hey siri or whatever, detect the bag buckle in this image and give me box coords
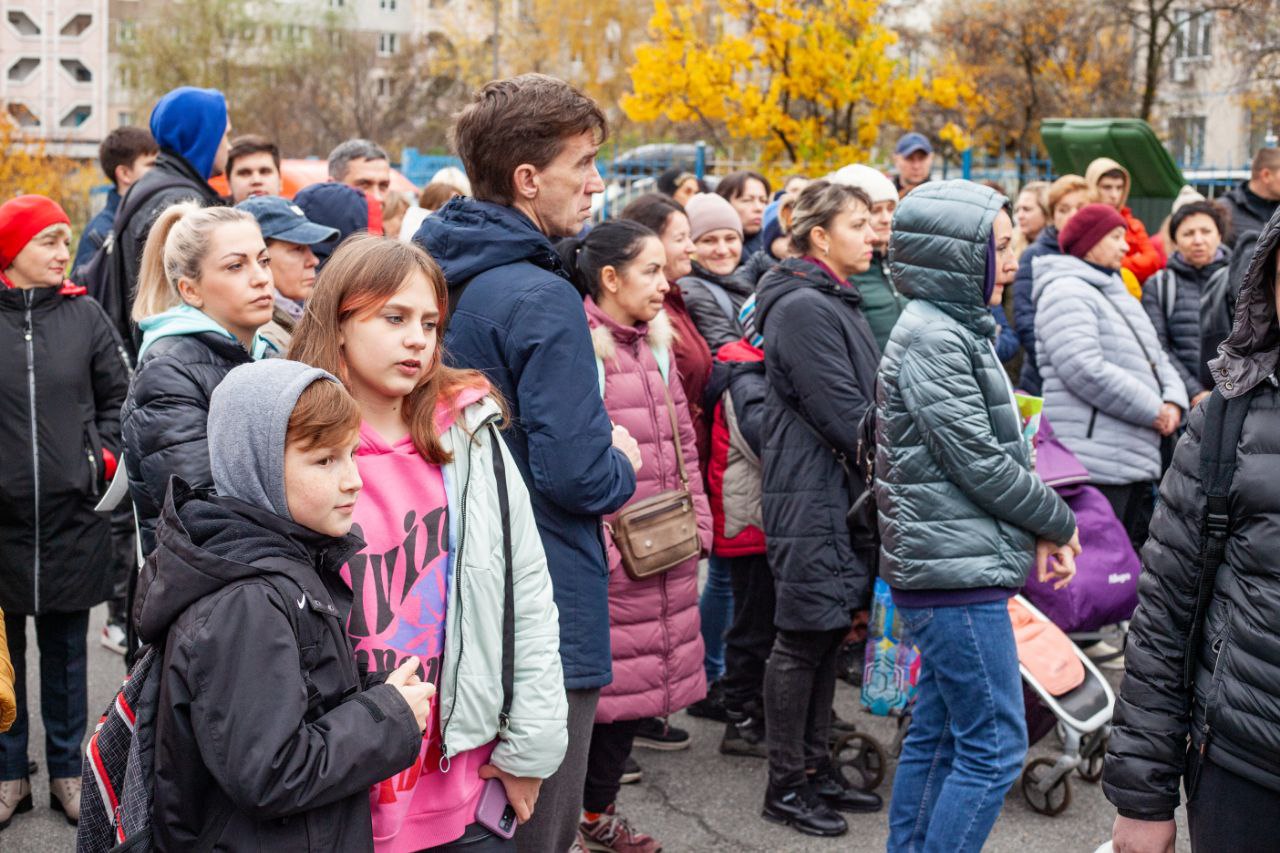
[1204,512,1229,536]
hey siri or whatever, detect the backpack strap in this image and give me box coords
[488,426,515,732]
[699,278,737,326]
[1157,269,1176,322]
[1182,388,1252,688]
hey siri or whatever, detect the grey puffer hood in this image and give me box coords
[889,180,1008,338]
[1209,206,1280,398]
[208,359,345,520]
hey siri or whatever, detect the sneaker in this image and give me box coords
[580,804,662,853]
[100,622,127,656]
[809,765,883,813]
[720,712,767,759]
[570,831,591,853]
[49,776,81,825]
[1083,639,1123,661]
[0,779,32,831]
[619,755,642,785]
[761,782,847,837]
[633,717,690,751]
[685,680,729,722]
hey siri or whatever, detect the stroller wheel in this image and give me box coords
[1077,751,1104,784]
[832,732,887,791]
[1021,757,1072,816]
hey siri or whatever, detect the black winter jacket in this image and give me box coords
[1104,207,1280,817]
[679,263,755,354]
[1140,249,1232,398]
[136,481,421,852]
[1220,181,1278,247]
[1012,226,1059,394]
[113,152,224,348]
[0,285,131,614]
[755,258,881,631]
[122,332,252,553]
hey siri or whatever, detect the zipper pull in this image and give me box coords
[438,744,452,773]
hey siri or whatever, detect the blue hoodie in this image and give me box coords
[137,304,276,360]
[415,197,637,690]
[149,87,228,181]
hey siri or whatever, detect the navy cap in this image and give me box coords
[894,132,933,157]
[236,195,339,246]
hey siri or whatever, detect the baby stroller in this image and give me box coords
[1009,595,1115,816]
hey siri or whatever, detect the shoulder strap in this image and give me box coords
[1157,270,1176,322]
[488,426,515,731]
[1182,389,1251,688]
[658,377,689,488]
[1103,294,1163,389]
[113,178,197,237]
[702,279,737,325]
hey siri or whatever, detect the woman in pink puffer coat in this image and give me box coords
[557,220,712,849]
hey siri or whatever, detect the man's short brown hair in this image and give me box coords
[99,126,158,188]
[1252,147,1280,180]
[286,378,361,452]
[450,74,607,206]
[227,134,281,175]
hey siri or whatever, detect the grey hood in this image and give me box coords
[208,359,345,520]
[888,180,1008,338]
[1030,253,1124,304]
[1209,207,1280,398]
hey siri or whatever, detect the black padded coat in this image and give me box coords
[755,258,881,632]
[122,331,252,554]
[0,285,131,614]
[1140,248,1232,399]
[1104,207,1280,817]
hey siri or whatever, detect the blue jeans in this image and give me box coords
[0,609,90,779]
[699,556,734,682]
[887,602,1026,853]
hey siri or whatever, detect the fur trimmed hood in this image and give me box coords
[589,305,677,364]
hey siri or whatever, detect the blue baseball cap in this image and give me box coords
[894,132,933,157]
[236,195,339,246]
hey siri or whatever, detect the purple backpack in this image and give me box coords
[1021,417,1140,632]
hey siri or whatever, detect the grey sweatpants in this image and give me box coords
[516,687,600,853]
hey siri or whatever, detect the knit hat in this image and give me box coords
[0,195,71,271]
[1058,203,1127,260]
[685,193,743,242]
[209,360,344,520]
[827,164,898,205]
[1171,184,1206,215]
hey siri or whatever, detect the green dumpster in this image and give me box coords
[1041,118,1185,231]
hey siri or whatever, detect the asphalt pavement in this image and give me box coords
[9,606,1193,852]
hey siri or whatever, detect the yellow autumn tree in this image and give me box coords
[622,0,974,174]
[0,114,99,237]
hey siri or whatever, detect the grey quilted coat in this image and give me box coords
[877,181,1076,593]
[1033,254,1188,485]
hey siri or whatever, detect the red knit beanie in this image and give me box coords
[1058,203,1127,260]
[0,195,71,271]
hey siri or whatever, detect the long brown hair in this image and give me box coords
[288,234,497,463]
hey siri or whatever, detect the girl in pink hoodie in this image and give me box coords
[290,235,567,852]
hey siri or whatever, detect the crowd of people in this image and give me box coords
[1,72,1280,853]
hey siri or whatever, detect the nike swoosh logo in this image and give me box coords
[297,594,307,610]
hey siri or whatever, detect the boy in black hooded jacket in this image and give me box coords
[135,359,430,851]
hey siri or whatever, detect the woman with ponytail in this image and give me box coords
[121,202,277,551]
[555,221,712,853]
[289,235,565,852]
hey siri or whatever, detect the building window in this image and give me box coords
[117,21,136,44]
[118,111,135,126]
[380,0,397,10]
[1173,9,1212,60]
[6,57,39,82]
[7,102,41,127]
[60,104,92,129]
[377,76,395,97]
[378,32,398,55]
[60,13,93,37]
[60,59,93,82]
[7,11,41,36]
[1169,116,1207,168]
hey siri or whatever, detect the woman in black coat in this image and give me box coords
[0,196,131,826]
[752,181,883,838]
[1106,208,1280,851]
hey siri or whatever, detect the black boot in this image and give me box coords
[721,709,768,758]
[761,782,848,837]
[686,679,729,722]
[809,765,883,813]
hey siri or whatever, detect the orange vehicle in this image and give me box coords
[209,158,418,199]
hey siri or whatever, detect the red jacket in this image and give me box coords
[708,339,767,556]
[1120,206,1164,286]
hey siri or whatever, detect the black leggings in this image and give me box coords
[1094,482,1155,554]
[582,719,642,813]
[1187,750,1280,852]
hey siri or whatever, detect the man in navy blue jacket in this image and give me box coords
[416,74,639,853]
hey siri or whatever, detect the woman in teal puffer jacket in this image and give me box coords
[876,181,1079,852]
